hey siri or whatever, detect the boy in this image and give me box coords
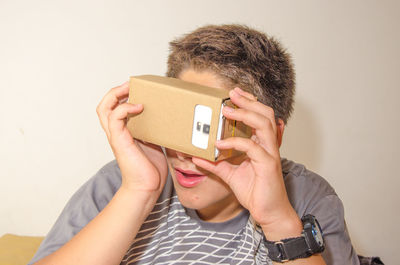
[30,24,359,264]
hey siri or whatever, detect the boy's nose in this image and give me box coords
[176,151,192,161]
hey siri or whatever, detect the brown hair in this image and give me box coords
[166,24,295,124]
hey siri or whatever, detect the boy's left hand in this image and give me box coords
[192,87,301,239]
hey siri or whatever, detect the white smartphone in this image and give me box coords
[191,104,225,157]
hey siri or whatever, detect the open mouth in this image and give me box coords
[174,167,207,188]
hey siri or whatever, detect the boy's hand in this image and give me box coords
[192,87,302,240]
[97,82,168,197]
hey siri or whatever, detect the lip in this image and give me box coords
[174,167,206,188]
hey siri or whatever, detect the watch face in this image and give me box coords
[302,214,325,252]
[312,221,324,247]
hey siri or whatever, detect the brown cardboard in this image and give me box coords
[126,75,252,161]
[217,100,253,160]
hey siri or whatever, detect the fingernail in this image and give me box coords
[223,106,234,113]
[229,89,239,97]
[216,140,226,146]
[130,103,142,109]
[234,87,243,92]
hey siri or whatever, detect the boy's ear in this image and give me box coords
[276,119,285,148]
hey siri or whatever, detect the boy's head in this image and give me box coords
[167,24,295,124]
[164,24,296,220]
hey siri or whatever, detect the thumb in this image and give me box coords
[192,157,234,185]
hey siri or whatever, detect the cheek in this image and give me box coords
[187,177,232,199]
[172,175,233,209]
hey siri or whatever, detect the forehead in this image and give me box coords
[178,69,230,91]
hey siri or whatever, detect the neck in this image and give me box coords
[196,193,244,222]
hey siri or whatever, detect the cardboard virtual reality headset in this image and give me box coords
[126,75,252,161]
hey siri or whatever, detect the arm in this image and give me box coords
[34,82,168,265]
[193,87,326,264]
[35,188,156,265]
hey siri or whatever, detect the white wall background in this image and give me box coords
[0,0,398,263]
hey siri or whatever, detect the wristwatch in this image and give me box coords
[263,214,325,262]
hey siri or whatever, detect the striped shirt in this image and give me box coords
[29,159,360,265]
[120,181,269,264]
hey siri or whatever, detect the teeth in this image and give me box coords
[185,174,202,178]
[178,170,199,175]
[177,170,203,178]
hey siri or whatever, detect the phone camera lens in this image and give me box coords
[203,124,210,134]
[196,122,202,131]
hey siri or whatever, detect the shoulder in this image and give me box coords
[70,160,122,211]
[281,158,359,264]
[281,158,338,216]
[90,159,122,195]
[91,159,121,187]
[28,160,122,265]
[281,158,336,197]
[281,158,347,236]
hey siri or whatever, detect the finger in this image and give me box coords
[222,106,277,150]
[216,137,277,162]
[97,81,129,137]
[233,87,257,101]
[192,157,236,185]
[99,81,130,111]
[108,103,143,137]
[229,89,277,133]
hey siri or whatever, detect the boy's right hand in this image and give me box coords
[96,81,168,198]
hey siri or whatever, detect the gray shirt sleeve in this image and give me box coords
[282,158,360,265]
[309,195,359,265]
[28,160,121,264]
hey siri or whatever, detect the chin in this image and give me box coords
[177,196,203,210]
[173,183,211,210]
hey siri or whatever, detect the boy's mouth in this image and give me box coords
[174,167,207,188]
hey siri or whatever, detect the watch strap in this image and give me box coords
[265,236,312,262]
